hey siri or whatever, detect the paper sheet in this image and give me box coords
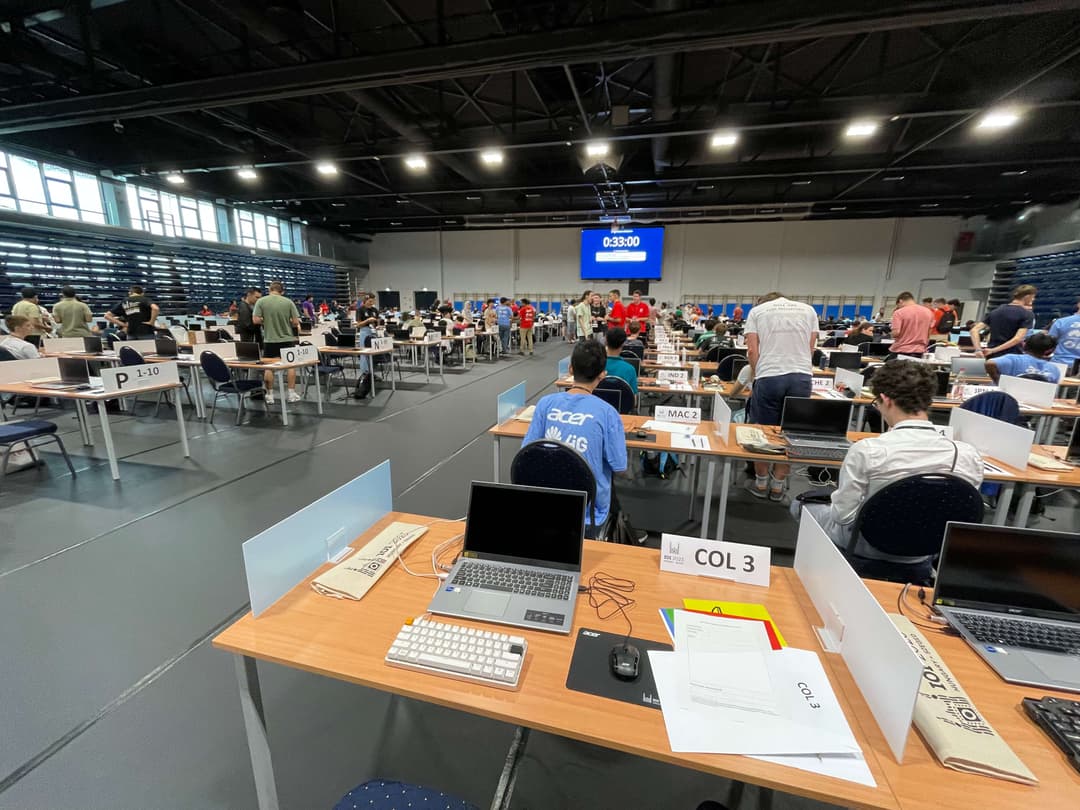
[671,434,710,450]
[681,599,788,647]
[642,419,697,435]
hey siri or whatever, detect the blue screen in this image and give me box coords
[580,227,664,280]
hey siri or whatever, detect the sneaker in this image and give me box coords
[768,478,786,502]
[265,392,276,405]
[744,477,769,499]
[286,390,302,403]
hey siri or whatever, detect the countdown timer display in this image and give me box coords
[580,227,664,280]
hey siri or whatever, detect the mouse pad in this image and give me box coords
[625,432,658,443]
[565,628,671,711]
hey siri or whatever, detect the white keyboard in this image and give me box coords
[385,617,528,690]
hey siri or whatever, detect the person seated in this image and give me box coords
[523,340,627,536]
[843,321,875,346]
[199,304,213,316]
[0,315,41,359]
[985,333,1062,383]
[603,327,638,395]
[694,319,718,348]
[403,311,424,330]
[622,320,645,356]
[790,360,983,565]
[701,323,733,351]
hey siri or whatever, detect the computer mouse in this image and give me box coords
[635,429,648,439]
[610,643,641,681]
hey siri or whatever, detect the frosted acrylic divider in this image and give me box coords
[497,381,527,424]
[195,342,238,360]
[558,355,571,379]
[40,337,87,352]
[0,357,59,383]
[948,407,1034,470]
[243,459,393,617]
[793,511,922,763]
[997,374,1056,408]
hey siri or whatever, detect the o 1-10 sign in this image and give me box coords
[101,361,180,394]
[278,344,319,364]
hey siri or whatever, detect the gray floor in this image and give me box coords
[2,341,1076,810]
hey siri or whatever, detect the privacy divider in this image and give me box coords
[496,381,526,424]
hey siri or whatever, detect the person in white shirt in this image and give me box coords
[791,360,983,565]
[743,292,820,500]
[0,315,42,359]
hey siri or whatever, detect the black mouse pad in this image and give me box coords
[625,432,658,443]
[565,628,671,711]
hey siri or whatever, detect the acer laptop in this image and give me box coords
[147,336,178,358]
[235,341,261,362]
[1065,419,1080,465]
[428,482,585,634]
[933,522,1080,692]
[828,352,863,371]
[862,341,892,358]
[78,335,104,355]
[779,397,853,453]
[30,357,96,390]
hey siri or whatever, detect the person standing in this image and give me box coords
[517,297,536,355]
[625,290,649,324]
[11,287,48,337]
[496,297,513,355]
[590,292,606,340]
[743,292,819,501]
[0,315,41,358]
[574,291,592,342]
[731,304,744,322]
[888,291,934,357]
[353,293,381,383]
[929,298,959,341]
[52,286,95,338]
[972,284,1037,358]
[252,281,301,404]
[236,287,262,343]
[301,295,316,321]
[106,285,159,338]
[1048,297,1080,368]
[606,289,627,333]
[565,299,576,342]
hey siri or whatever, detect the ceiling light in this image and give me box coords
[524,193,540,198]
[976,108,1022,131]
[164,173,185,185]
[585,140,610,158]
[792,180,812,185]
[330,202,346,208]
[1001,169,1028,176]
[404,154,428,171]
[883,175,905,182]
[390,221,403,225]
[1011,199,1033,205]
[920,203,940,208]
[830,206,847,211]
[316,161,338,175]
[480,149,504,166]
[844,120,879,139]
[237,168,258,181]
[466,195,481,201]
[889,115,901,122]
[709,131,738,149]
[396,199,410,204]
[339,224,350,228]
[687,211,703,216]
[697,184,715,191]
[444,219,457,224]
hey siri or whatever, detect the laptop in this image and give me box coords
[950,356,985,376]
[1065,419,1080,465]
[863,341,892,358]
[779,397,853,452]
[235,341,261,362]
[828,352,863,370]
[147,336,178,359]
[30,357,97,390]
[70,335,104,355]
[933,522,1080,692]
[204,330,220,344]
[931,369,952,401]
[428,482,586,634]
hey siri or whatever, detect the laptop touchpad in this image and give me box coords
[465,591,510,617]
[1027,651,1080,684]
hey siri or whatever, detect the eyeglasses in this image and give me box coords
[871,395,883,409]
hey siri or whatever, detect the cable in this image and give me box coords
[349,516,467,581]
[896,582,947,633]
[581,570,637,643]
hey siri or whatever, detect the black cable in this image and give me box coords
[582,571,636,644]
[897,583,947,633]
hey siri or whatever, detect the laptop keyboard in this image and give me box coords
[956,613,1080,654]
[452,561,573,601]
[786,445,849,461]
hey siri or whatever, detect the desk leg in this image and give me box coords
[489,726,530,810]
[493,437,501,482]
[1013,486,1037,527]
[313,364,323,414]
[700,460,715,539]
[75,400,93,445]
[439,347,445,384]
[389,352,396,392]
[993,482,1015,525]
[1035,415,1048,444]
[174,389,190,458]
[97,402,120,480]
[277,373,289,427]
[424,347,431,383]
[234,655,280,810]
[855,404,866,432]
[191,364,206,419]
[688,455,700,520]
[714,458,732,540]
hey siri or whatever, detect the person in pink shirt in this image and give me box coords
[889,291,935,357]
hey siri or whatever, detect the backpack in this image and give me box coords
[640,450,679,479]
[935,308,956,334]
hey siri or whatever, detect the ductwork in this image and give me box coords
[651,0,681,173]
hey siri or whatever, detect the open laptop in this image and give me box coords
[863,341,892,358]
[1065,419,1080,466]
[428,482,586,634]
[30,357,98,390]
[235,341,261,362]
[204,329,220,344]
[74,335,104,355]
[933,522,1080,692]
[932,369,952,401]
[779,397,853,454]
[147,336,178,359]
[828,352,863,371]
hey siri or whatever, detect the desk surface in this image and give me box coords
[0,379,181,400]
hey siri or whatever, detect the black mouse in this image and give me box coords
[610,643,641,681]
[635,429,648,439]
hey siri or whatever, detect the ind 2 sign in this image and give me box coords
[101,361,180,394]
[660,533,770,587]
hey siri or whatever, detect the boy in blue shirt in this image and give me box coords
[603,327,639,394]
[523,340,627,535]
[496,297,513,355]
[1048,298,1080,368]
[985,333,1062,383]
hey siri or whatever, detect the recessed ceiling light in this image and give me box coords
[237,168,258,180]
[164,173,185,185]
[792,180,812,185]
[1001,169,1028,176]
[480,149,504,166]
[883,175,905,181]
[466,195,481,201]
[315,161,338,175]
[585,140,610,158]
[709,131,738,149]
[976,107,1022,131]
[404,154,428,171]
[525,192,540,198]
[331,202,346,207]
[390,221,403,225]
[830,206,847,211]
[920,203,940,208]
[697,184,715,190]
[396,199,410,204]
[844,120,879,139]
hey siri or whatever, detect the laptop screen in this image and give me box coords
[463,482,585,571]
[235,342,261,361]
[83,336,102,353]
[59,357,90,384]
[780,397,852,436]
[865,342,891,358]
[1066,420,1080,463]
[828,352,862,370]
[934,522,1080,620]
[154,337,178,356]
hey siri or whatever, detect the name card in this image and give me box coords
[657,369,689,383]
[278,344,319,364]
[660,533,770,587]
[463,328,475,338]
[657,353,680,365]
[372,337,394,351]
[655,405,701,424]
[101,361,179,394]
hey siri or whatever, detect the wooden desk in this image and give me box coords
[213,513,899,810]
[318,345,398,399]
[0,379,187,479]
[393,338,446,384]
[224,358,322,427]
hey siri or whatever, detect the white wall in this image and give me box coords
[367,217,961,312]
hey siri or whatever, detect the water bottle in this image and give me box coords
[951,370,966,400]
[691,361,701,387]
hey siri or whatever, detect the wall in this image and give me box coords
[367,216,962,313]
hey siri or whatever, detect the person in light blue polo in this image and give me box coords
[496,297,513,355]
[985,333,1062,383]
[1049,298,1080,369]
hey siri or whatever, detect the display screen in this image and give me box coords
[780,397,852,436]
[580,227,664,280]
[463,482,585,570]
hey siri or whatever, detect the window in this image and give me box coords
[233,208,299,252]
[126,183,218,241]
[0,150,105,223]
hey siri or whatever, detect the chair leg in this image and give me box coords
[235,393,244,425]
[0,442,16,478]
[209,391,219,424]
[49,434,77,476]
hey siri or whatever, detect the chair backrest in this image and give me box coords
[591,386,623,412]
[324,331,339,346]
[510,440,597,523]
[851,473,983,558]
[118,346,144,366]
[716,354,744,381]
[0,347,17,362]
[216,328,234,342]
[704,345,745,364]
[821,336,842,348]
[595,376,634,414]
[619,355,641,376]
[622,344,644,360]
[961,390,1022,425]
[199,350,232,384]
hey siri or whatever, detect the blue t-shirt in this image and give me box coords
[605,356,639,394]
[1048,313,1080,366]
[496,305,513,327]
[522,391,627,525]
[992,354,1062,383]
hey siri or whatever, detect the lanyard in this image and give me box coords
[890,424,958,471]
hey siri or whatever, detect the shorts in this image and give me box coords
[748,373,811,425]
[262,340,297,359]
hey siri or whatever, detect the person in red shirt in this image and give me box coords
[625,289,650,322]
[606,289,626,332]
[517,297,536,355]
[732,304,744,322]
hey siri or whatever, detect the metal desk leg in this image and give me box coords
[97,401,120,480]
[174,389,190,458]
[389,352,397,392]
[313,364,323,414]
[75,399,93,445]
[714,458,733,540]
[234,655,280,810]
[1013,486,1037,527]
[439,346,445,384]
[493,436,501,482]
[190,364,206,419]
[1035,414,1048,444]
[992,482,1015,525]
[424,346,431,383]
[854,404,866,431]
[277,372,289,426]
[688,455,701,519]
[700,460,716,539]
[489,726,530,810]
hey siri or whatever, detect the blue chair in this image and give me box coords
[333,779,477,810]
[199,351,265,424]
[846,473,983,584]
[0,419,76,488]
[511,439,602,538]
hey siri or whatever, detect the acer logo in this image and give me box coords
[582,630,600,638]
[547,408,596,426]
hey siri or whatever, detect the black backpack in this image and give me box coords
[935,309,956,333]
